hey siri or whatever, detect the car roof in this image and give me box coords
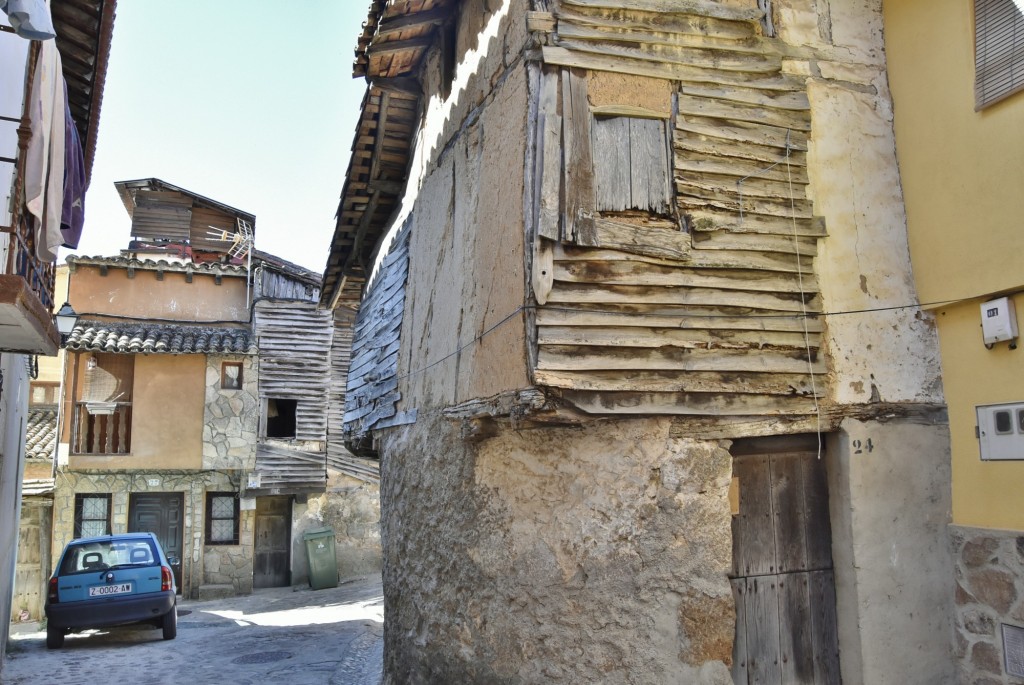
[69,532,159,545]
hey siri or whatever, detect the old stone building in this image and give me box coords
[52,179,381,599]
[323,0,955,683]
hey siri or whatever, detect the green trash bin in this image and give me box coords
[303,527,339,590]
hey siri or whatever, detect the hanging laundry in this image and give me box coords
[61,84,86,249]
[0,0,56,40]
[24,38,65,262]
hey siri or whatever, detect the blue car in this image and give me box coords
[44,532,178,648]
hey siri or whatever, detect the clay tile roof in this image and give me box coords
[65,320,256,355]
[67,254,248,277]
[25,407,57,461]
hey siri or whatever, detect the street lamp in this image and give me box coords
[54,302,78,341]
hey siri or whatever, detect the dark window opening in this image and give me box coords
[266,398,297,439]
[205,493,240,545]
[74,494,112,538]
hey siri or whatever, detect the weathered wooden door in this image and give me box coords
[128,492,184,593]
[731,450,841,684]
[254,496,291,588]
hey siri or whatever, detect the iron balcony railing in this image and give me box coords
[7,213,57,313]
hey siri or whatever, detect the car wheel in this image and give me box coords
[162,606,177,640]
[46,625,64,649]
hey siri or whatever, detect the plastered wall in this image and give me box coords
[69,265,249,323]
[787,0,944,407]
[65,353,207,469]
[933,294,1024,531]
[827,419,955,684]
[884,0,1024,304]
[380,415,735,684]
[291,472,382,585]
[884,0,1024,535]
[397,0,531,411]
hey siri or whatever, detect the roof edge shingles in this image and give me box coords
[65,320,257,355]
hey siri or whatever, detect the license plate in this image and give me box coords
[89,583,132,597]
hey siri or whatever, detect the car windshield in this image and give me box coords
[58,539,158,575]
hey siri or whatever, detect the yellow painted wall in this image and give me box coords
[934,295,1024,530]
[886,1,1024,530]
[66,353,206,470]
[885,0,1024,304]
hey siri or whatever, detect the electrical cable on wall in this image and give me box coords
[783,129,824,459]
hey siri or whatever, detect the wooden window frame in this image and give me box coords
[220,361,243,390]
[537,68,688,263]
[74,493,112,538]
[205,492,240,545]
[975,0,1024,109]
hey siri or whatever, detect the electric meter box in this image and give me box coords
[977,402,1024,461]
[981,297,1018,345]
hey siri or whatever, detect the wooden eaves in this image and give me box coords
[320,0,455,311]
[51,0,117,184]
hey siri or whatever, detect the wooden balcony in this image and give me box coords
[0,214,59,356]
[72,401,132,455]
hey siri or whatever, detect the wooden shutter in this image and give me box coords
[592,116,672,215]
[975,0,1024,109]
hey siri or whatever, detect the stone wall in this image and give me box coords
[292,472,382,585]
[380,415,735,684]
[952,525,1024,684]
[203,354,258,471]
[203,508,256,595]
[52,469,251,598]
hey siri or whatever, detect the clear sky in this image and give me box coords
[64,1,372,273]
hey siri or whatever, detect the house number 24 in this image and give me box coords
[852,438,874,454]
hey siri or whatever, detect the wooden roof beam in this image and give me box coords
[366,35,433,58]
[376,6,447,36]
[368,76,422,97]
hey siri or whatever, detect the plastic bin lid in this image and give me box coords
[303,527,335,539]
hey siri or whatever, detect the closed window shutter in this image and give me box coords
[975,0,1024,109]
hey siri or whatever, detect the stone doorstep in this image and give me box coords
[195,584,236,601]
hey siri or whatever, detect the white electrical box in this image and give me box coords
[981,297,1018,345]
[977,402,1024,460]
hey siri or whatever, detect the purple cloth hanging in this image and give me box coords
[60,81,86,249]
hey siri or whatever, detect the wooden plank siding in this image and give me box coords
[530,1,824,420]
[119,182,254,256]
[326,313,372,475]
[254,301,334,443]
[253,443,327,493]
[343,224,414,447]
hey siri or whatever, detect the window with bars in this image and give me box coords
[205,493,239,545]
[975,0,1024,109]
[74,494,112,538]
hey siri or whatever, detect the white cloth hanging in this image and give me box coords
[0,0,56,41]
[23,38,65,262]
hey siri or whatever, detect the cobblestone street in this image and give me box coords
[2,576,383,685]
